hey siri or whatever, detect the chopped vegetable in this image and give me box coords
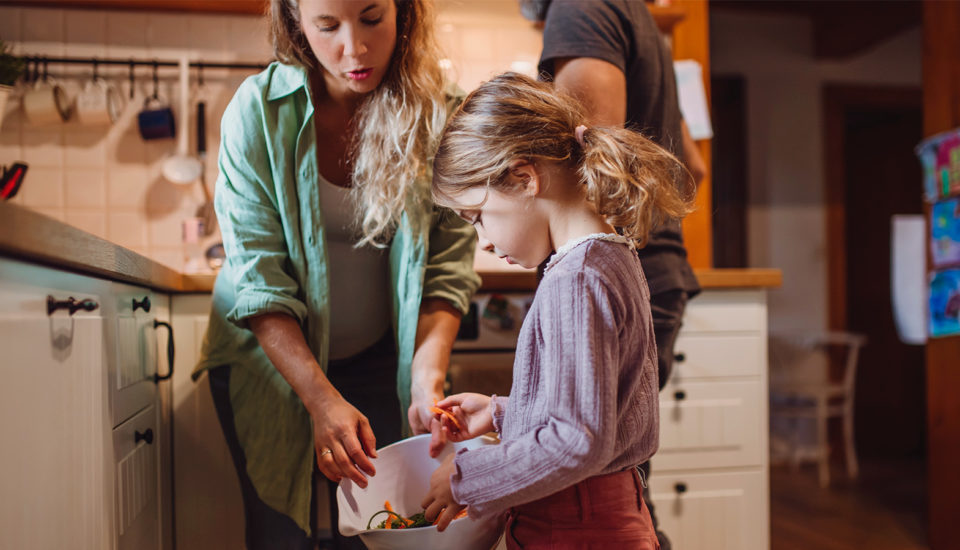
[367,500,468,530]
[430,399,465,432]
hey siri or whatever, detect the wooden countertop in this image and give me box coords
[0,202,781,293]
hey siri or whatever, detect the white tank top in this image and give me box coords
[318,180,391,360]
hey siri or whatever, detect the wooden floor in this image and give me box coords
[771,458,928,550]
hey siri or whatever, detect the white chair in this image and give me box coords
[768,331,867,487]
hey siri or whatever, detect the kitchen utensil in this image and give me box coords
[204,242,225,270]
[162,57,202,184]
[1,162,27,200]
[22,79,69,125]
[194,99,215,235]
[137,61,176,140]
[336,434,504,550]
[76,76,122,126]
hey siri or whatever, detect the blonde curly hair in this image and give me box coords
[270,0,447,247]
[433,72,695,247]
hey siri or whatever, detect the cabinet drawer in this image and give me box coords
[648,469,768,550]
[682,290,765,334]
[652,380,764,472]
[670,334,765,381]
[114,404,160,550]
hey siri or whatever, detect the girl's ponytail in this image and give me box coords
[577,126,695,247]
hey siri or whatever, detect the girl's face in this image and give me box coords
[299,0,398,99]
[452,180,553,270]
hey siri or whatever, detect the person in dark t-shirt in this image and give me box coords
[521,1,708,549]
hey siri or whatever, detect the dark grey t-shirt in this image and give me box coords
[538,0,699,295]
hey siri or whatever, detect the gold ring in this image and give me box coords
[320,449,333,457]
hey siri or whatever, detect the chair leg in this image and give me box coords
[817,402,830,488]
[844,405,859,479]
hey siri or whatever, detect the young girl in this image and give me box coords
[420,72,694,549]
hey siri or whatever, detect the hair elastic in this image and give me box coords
[574,124,588,146]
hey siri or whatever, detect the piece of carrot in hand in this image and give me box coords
[430,399,464,432]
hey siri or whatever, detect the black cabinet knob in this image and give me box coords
[134,428,154,445]
[674,390,687,401]
[132,296,151,313]
[675,482,688,494]
[674,352,686,363]
[47,295,99,316]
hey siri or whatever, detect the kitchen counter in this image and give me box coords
[0,202,781,293]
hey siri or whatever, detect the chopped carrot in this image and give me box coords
[431,399,465,432]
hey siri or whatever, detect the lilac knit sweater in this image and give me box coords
[450,235,660,518]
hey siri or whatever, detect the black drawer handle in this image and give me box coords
[153,319,174,382]
[47,295,99,316]
[674,390,687,401]
[674,352,686,363]
[675,482,687,494]
[132,296,151,313]
[135,428,154,445]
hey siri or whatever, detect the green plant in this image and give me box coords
[0,39,25,87]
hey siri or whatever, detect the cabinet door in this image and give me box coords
[648,470,768,550]
[108,285,159,427]
[0,272,109,549]
[113,404,160,550]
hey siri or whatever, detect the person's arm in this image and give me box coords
[408,298,462,458]
[552,56,626,127]
[248,313,377,488]
[214,81,376,488]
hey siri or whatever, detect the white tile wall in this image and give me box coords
[0,3,543,272]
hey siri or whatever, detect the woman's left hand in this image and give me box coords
[421,453,465,532]
[408,392,446,457]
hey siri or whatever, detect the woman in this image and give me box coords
[192,1,480,548]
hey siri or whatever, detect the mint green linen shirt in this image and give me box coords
[192,62,480,534]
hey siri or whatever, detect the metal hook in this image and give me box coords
[151,59,159,100]
[197,61,204,87]
[92,58,99,80]
[42,59,49,81]
[129,59,135,99]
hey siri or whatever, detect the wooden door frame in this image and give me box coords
[822,84,922,331]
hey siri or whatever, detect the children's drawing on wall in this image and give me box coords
[917,128,960,202]
[929,269,960,338]
[932,198,960,268]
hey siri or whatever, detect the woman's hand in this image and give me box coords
[308,389,378,488]
[433,393,494,442]
[409,392,446,458]
[421,453,465,532]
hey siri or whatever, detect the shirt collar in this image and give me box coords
[267,62,310,101]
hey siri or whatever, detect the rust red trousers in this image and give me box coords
[504,468,660,550]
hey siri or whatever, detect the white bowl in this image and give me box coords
[337,434,504,550]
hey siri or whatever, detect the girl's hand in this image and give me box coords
[433,393,494,442]
[421,454,466,532]
[308,391,378,488]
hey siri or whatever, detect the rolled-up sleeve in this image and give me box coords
[216,82,307,328]
[421,206,480,315]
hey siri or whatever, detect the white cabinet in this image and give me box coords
[0,258,171,550]
[0,263,110,550]
[650,289,770,550]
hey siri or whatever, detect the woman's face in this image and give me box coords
[299,0,398,99]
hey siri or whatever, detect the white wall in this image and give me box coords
[710,11,921,332]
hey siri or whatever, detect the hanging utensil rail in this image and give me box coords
[21,54,268,73]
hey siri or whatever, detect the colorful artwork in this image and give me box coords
[929,269,960,338]
[916,128,960,202]
[931,199,960,268]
